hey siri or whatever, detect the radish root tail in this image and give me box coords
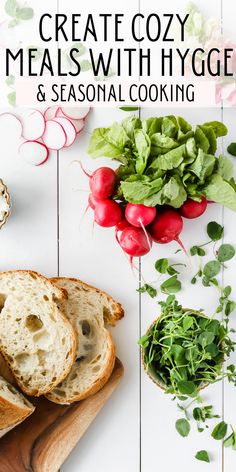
[139,218,152,250]
[70,159,92,178]
[175,236,190,262]
[175,236,186,253]
[79,203,90,228]
[115,228,121,245]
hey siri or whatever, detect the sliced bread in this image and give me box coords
[0,352,15,385]
[46,277,124,404]
[0,375,35,438]
[0,270,76,396]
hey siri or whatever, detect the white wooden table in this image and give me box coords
[0,0,236,471]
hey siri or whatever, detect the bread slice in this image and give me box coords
[0,352,15,385]
[0,270,76,396]
[0,375,35,438]
[46,277,123,404]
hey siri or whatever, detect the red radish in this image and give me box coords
[89,167,117,200]
[94,200,122,227]
[119,227,152,258]
[44,106,59,121]
[125,203,156,228]
[61,107,90,120]
[115,219,130,233]
[180,197,208,219]
[42,120,66,150]
[79,163,117,200]
[88,193,99,210]
[149,209,185,251]
[19,140,49,166]
[0,113,22,138]
[82,194,100,223]
[53,117,76,147]
[115,218,130,243]
[20,109,46,141]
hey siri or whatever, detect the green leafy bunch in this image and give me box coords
[5,0,34,27]
[140,296,227,396]
[87,115,236,212]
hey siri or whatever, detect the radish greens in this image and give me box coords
[88,115,236,211]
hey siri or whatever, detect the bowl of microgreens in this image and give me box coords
[140,297,225,396]
[138,219,236,463]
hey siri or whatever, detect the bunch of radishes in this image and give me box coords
[84,165,209,262]
[0,106,90,166]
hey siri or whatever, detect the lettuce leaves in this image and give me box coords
[134,129,151,174]
[87,126,129,162]
[203,175,236,211]
[121,178,163,204]
[87,115,236,211]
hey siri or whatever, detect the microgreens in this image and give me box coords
[175,418,190,437]
[227,143,236,157]
[190,221,235,290]
[140,297,226,396]
[211,421,228,440]
[224,426,236,449]
[137,258,183,298]
[137,284,157,299]
[190,221,224,260]
[155,258,186,275]
[193,405,220,432]
[207,221,224,241]
[195,450,210,462]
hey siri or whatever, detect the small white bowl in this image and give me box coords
[0,179,11,229]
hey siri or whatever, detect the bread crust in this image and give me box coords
[0,394,35,430]
[0,376,35,431]
[0,270,67,300]
[0,353,15,385]
[0,270,77,396]
[46,277,121,404]
[51,277,124,326]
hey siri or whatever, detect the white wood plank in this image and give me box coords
[220,1,236,468]
[59,107,140,472]
[59,0,227,470]
[0,133,58,275]
[222,0,236,38]
[221,107,236,472]
[2,1,234,472]
[0,0,58,275]
[138,0,225,469]
[56,0,140,469]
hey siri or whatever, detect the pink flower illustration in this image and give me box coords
[184,3,236,106]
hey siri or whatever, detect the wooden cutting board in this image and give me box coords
[0,358,124,472]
